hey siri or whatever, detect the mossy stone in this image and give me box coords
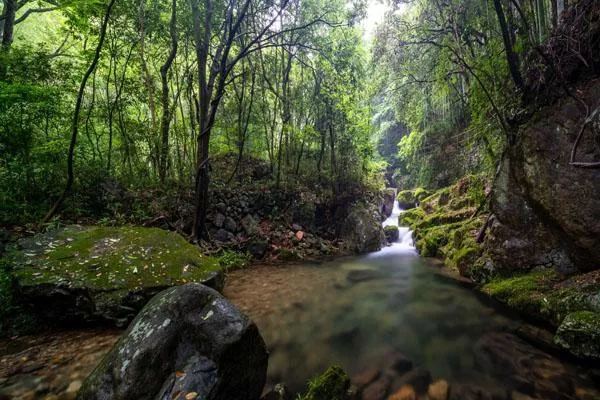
[384,225,400,242]
[8,226,222,326]
[278,248,300,261]
[554,311,600,360]
[299,365,350,400]
[397,190,417,209]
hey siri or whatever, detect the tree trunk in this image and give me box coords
[493,0,525,91]
[1,0,16,48]
[190,0,212,240]
[42,0,117,223]
[138,0,159,175]
[158,0,178,183]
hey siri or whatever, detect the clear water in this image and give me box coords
[224,202,595,396]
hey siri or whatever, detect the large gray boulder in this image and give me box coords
[482,80,600,275]
[340,202,385,254]
[78,283,268,400]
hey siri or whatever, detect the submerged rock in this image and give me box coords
[474,332,580,399]
[554,311,600,361]
[8,226,223,327]
[77,283,268,400]
[346,269,385,283]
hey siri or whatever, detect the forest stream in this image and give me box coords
[2,204,599,400]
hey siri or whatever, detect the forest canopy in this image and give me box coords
[0,0,576,234]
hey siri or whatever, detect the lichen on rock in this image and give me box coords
[7,226,223,326]
[554,311,600,361]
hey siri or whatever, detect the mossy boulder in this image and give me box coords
[396,190,417,209]
[8,226,223,327]
[384,225,400,243]
[398,208,425,228]
[278,247,301,261]
[414,187,431,203]
[482,269,561,320]
[554,311,600,361]
[397,188,431,210]
[298,365,350,400]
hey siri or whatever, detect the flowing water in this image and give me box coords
[225,201,599,397]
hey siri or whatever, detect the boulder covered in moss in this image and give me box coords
[384,225,400,243]
[554,311,600,361]
[298,365,350,400]
[396,190,417,210]
[78,283,268,400]
[397,188,431,210]
[8,226,223,327]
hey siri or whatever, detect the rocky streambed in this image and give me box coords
[4,244,598,399]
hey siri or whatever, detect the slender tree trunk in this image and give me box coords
[42,0,117,223]
[493,0,525,91]
[158,0,178,183]
[228,67,256,183]
[190,0,212,240]
[0,0,16,79]
[276,50,293,188]
[138,0,159,176]
[1,0,16,48]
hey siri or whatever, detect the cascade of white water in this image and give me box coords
[382,199,415,249]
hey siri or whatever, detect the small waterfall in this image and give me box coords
[382,199,415,250]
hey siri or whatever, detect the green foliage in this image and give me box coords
[218,249,251,271]
[0,0,382,226]
[297,365,350,400]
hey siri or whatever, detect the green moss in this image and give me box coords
[398,208,425,228]
[298,365,350,400]
[415,209,474,230]
[397,189,417,208]
[277,248,300,261]
[554,311,600,360]
[414,187,431,202]
[451,246,480,276]
[9,226,221,292]
[546,288,596,324]
[482,269,560,317]
[217,249,251,271]
[415,224,455,257]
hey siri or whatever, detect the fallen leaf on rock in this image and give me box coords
[185,392,198,399]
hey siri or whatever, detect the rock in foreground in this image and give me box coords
[78,283,268,400]
[9,226,223,327]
